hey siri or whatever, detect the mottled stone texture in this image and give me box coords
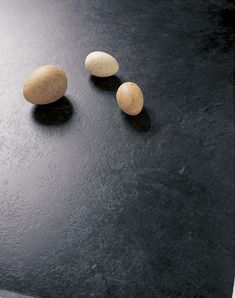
[0,290,35,298]
[0,0,234,297]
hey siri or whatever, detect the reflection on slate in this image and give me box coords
[89,75,122,92]
[32,96,73,125]
[0,290,36,298]
[122,108,151,132]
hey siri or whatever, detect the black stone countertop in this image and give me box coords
[0,1,234,297]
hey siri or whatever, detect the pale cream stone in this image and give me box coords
[85,51,119,77]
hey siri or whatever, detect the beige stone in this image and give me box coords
[116,82,144,116]
[23,65,67,105]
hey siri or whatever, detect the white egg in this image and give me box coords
[85,51,119,77]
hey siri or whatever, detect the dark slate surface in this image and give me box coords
[0,0,234,297]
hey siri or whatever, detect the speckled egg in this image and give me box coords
[23,65,68,105]
[116,82,144,116]
[85,51,119,77]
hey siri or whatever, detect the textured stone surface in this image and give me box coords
[0,290,35,298]
[0,0,234,297]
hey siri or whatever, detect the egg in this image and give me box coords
[85,51,119,77]
[116,82,144,116]
[23,65,68,105]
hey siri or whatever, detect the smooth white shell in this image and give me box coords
[85,51,119,77]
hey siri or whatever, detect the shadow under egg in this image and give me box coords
[32,96,73,126]
[122,108,151,132]
[89,75,122,92]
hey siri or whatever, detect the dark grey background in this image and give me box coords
[0,0,234,297]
